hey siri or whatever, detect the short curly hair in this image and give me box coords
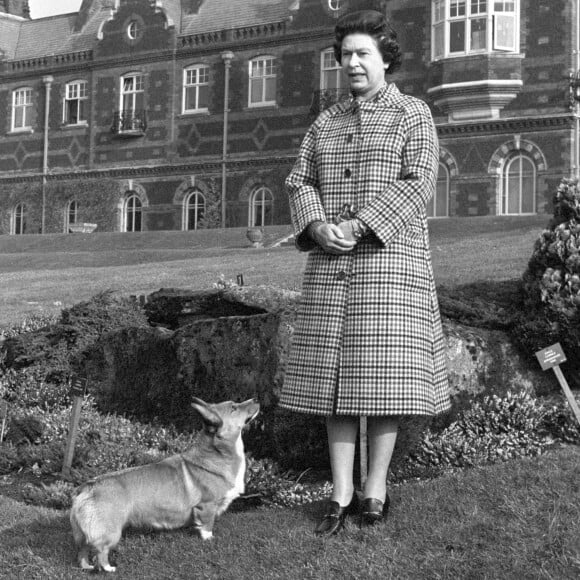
[333,10,402,74]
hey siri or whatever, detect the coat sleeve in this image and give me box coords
[356,99,439,247]
[285,118,328,252]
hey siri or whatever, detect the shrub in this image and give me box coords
[516,178,580,382]
[398,392,551,480]
[2,291,149,384]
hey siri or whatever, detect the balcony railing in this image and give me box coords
[111,110,147,136]
[309,89,351,118]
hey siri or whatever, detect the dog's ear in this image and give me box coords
[191,398,223,432]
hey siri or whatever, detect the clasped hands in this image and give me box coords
[308,221,358,255]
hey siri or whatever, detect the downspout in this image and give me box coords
[41,75,53,234]
[575,0,580,179]
[220,51,234,229]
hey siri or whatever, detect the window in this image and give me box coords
[12,88,33,131]
[183,190,206,230]
[502,154,535,215]
[250,186,273,227]
[64,81,88,125]
[11,203,27,235]
[122,73,144,114]
[123,194,142,232]
[321,49,342,92]
[432,0,518,60]
[249,56,276,107]
[183,65,209,113]
[427,164,450,218]
[65,200,78,232]
[127,20,140,40]
[116,73,146,132]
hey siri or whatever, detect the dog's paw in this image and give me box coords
[199,529,213,541]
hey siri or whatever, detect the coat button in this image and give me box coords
[344,168,351,178]
[336,270,347,281]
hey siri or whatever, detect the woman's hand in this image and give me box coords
[309,222,357,254]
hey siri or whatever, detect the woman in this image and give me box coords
[279,10,451,535]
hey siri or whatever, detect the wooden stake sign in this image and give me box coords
[0,401,8,444]
[62,376,87,478]
[535,343,580,426]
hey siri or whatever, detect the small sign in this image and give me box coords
[237,274,244,286]
[535,343,567,371]
[69,376,87,398]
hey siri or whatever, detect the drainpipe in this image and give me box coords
[41,75,53,234]
[572,1,580,179]
[220,51,234,229]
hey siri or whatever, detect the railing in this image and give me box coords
[111,110,147,136]
[308,88,351,118]
[9,50,93,72]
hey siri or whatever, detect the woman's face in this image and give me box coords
[340,33,388,101]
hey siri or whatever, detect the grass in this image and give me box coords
[1,446,578,579]
[0,215,548,328]
[3,213,580,579]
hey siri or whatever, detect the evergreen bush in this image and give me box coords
[516,178,580,382]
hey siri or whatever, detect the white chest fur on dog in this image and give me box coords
[70,397,259,572]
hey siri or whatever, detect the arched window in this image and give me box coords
[502,153,536,215]
[250,186,273,227]
[183,190,206,230]
[11,203,27,235]
[65,200,78,233]
[321,48,342,92]
[427,163,450,218]
[123,194,142,232]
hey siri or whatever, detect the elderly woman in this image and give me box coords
[279,9,451,535]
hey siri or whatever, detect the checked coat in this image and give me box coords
[279,83,450,417]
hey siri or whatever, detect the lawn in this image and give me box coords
[0,215,548,328]
[3,213,580,579]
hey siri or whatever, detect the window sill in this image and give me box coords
[179,110,210,117]
[247,102,278,109]
[61,122,88,130]
[9,128,34,134]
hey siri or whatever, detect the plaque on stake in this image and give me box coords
[62,376,87,478]
[535,343,580,426]
[0,401,8,443]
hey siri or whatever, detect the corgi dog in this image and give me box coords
[70,397,260,572]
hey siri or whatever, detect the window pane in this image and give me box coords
[433,23,445,57]
[265,76,276,102]
[494,13,515,50]
[14,107,24,128]
[198,84,209,108]
[470,17,487,50]
[450,0,466,17]
[250,78,262,103]
[185,86,196,110]
[450,20,466,52]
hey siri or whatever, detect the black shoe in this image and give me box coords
[360,495,390,527]
[314,493,359,536]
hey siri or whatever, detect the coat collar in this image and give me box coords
[337,83,403,114]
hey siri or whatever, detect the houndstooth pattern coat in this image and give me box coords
[280,83,450,417]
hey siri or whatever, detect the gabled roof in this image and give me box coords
[179,0,296,36]
[1,0,298,62]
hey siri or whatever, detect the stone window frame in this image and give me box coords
[63,80,89,126]
[64,199,79,233]
[10,202,27,235]
[248,55,277,108]
[182,64,210,114]
[249,185,274,227]
[11,87,34,133]
[182,189,206,231]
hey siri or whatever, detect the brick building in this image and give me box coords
[0,0,578,234]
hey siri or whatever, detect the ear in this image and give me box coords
[191,398,223,431]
